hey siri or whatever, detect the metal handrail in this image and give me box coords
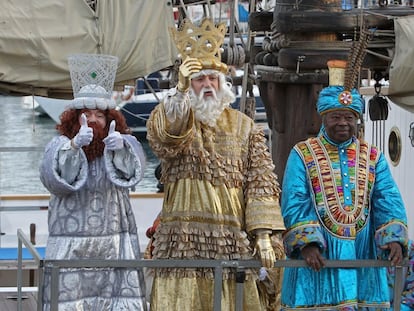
[17,229,43,311]
[17,228,407,311]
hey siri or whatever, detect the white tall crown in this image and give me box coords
[67,54,119,110]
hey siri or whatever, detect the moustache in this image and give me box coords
[198,87,217,101]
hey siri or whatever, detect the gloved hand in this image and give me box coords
[72,113,93,149]
[177,57,202,93]
[253,231,276,269]
[103,120,124,150]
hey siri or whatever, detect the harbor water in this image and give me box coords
[0,95,160,195]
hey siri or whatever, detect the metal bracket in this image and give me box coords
[296,56,306,74]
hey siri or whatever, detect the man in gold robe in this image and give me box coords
[146,18,285,311]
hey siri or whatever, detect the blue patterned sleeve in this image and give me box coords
[281,149,326,258]
[372,153,408,256]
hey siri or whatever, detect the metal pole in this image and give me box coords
[37,264,44,311]
[17,237,23,311]
[50,266,60,311]
[393,266,405,311]
[213,265,223,311]
[235,267,246,311]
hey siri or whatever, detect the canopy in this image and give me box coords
[0,0,177,98]
[388,15,414,112]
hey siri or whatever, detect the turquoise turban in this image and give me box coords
[317,86,364,116]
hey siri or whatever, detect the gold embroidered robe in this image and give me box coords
[146,101,284,311]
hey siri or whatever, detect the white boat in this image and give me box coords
[0,192,163,253]
[21,89,135,125]
[24,82,269,140]
[0,1,177,98]
[361,86,414,239]
[118,84,269,137]
[117,90,169,136]
[21,96,69,124]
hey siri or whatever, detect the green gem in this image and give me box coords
[90,71,97,79]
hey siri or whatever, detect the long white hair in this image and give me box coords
[189,70,236,127]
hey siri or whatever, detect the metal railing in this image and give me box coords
[17,228,408,311]
[17,229,44,311]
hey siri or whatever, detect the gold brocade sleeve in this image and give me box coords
[147,104,195,159]
[244,125,285,233]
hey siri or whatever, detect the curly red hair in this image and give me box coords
[57,109,132,161]
[57,109,131,138]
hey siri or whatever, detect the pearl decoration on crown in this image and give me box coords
[170,18,227,64]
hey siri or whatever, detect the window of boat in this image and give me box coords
[388,126,402,166]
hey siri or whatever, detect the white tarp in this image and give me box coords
[0,0,177,98]
[388,15,414,112]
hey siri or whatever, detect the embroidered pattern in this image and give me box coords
[338,90,353,106]
[296,137,377,238]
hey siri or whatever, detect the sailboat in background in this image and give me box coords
[0,0,177,98]
[15,0,266,138]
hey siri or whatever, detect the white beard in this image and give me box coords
[190,88,228,127]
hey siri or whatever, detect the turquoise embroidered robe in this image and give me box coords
[281,134,408,310]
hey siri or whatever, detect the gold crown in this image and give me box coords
[170,18,228,73]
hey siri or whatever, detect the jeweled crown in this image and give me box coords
[66,53,118,110]
[170,18,228,73]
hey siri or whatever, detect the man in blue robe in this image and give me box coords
[280,60,408,310]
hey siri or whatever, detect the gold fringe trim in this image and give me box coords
[152,222,253,259]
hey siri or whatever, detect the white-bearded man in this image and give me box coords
[146,18,285,311]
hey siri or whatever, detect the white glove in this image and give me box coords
[177,57,202,92]
[72,113,93,149]
[253,231,276,269]
[258,266,268,281]
[103,120,124,150]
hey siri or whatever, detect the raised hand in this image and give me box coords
[103,120,124,150]
[177,57,202,92]
[72,113,93,149]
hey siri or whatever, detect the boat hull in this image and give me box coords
[362,87,414,239]
[0,192,163,252]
